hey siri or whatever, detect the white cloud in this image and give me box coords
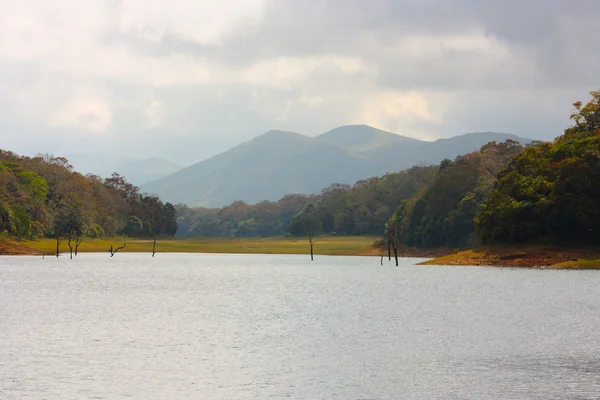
[357,91,443,139]
[236,55,368,89]
[118,0,265,44]
[0,0,598,161]
[146,100,165,126]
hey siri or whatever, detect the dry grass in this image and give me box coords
[4,236,382,257]
[420,245,600,269]
[551,259,600,269]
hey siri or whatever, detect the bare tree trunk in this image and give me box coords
[309,236,314,261]
[75,237,81,256]
[388,240,391,261]
[68,235,73,259]
[152,236,156,257]
[388,232,399,266]
[56,238,62,257]
[380,254,383,265]
[109,243,126,257]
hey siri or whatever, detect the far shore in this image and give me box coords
[2,237,599,269]
[0,236,399,257]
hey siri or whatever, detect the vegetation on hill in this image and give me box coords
[176,166,436,237]
[0,151,177,249]
[176,139,525,243]
[385,140,526,248]
[143,124,529,208]
[389,90,599,251]
[476,90,600,245]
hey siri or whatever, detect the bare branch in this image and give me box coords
[109,243,126,257]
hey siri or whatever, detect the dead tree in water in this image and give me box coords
[388,231,399,266]
[109,243,126,257]
[309,236,314,261]
[68,236,74,259]
[387,227,406,267]
[152,236,157,257]
[55,237,62,258]
[75,237,82,256]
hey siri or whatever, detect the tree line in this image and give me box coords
[176,165,437,238]
[0,152,177,247]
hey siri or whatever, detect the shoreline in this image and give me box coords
[419,245,600,269]
[3,238,599,269]
[1,236,391,257]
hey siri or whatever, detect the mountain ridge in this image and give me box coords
[142,126,533,207]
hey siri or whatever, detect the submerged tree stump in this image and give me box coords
[55,238,62,258]
[75,237,81,256]
[109,243,126,257]
[68,236,73,259]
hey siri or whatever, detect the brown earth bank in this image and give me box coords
[0,240,42,256]
[419,245,600,269]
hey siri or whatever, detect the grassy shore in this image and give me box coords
[1,236,452,257]
[419,245,600,269]
[2,236,387,257]
[6,237,598,268]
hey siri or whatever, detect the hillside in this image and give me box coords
[143,125,532,207]
[362,131,531,176]
[0,150,178,251]
[143,130,370,207]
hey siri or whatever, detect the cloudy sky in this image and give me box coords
[1,0,598,165]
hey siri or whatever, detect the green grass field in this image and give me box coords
[17,236,382,257]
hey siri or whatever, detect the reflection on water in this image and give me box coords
[1,253,599,399]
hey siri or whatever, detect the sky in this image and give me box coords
[1,0,599,165]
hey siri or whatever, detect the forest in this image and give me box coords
[176,165,437,238]
[0,152,177,246]
[390,90,599,248]
[178,90,600,249]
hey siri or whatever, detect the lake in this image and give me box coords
[1,253,599,399]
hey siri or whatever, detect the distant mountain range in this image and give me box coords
[66,153,182,185]
[142,125,532,207]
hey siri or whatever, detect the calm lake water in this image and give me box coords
[1,253,600,399]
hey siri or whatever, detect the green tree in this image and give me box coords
[288,213,323,237]
[122,216,143,237]
[477,90,600,244]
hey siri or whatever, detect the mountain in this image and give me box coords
[361,131,531,176]
[142,126,533,207]
[66,153,183,186]
[316,124,420,154]
[143,130,369,207]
